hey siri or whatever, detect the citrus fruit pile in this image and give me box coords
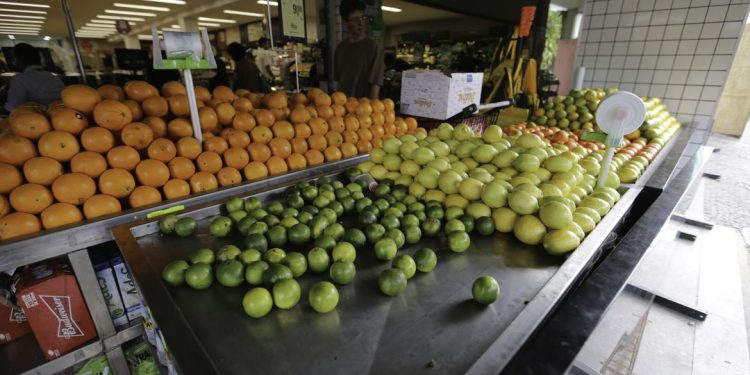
[0,83,422,241]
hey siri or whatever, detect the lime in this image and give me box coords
[288,223,311,245]
[401,214,420,228]
[184,263,213,290]
[447,231,471,252]
[445,207,464,221]
[386,228,405,248]
[244,260,269,285]
[472,275,500,305]
[444,219,466,234]
[408,202,425,213]
[227,211,246,224]
[301,205,319,216]
[266,225,287,247]
[307,247,330,273]
[362,205,380,218]
[543,229,581,255]
[358,210,378,227]
[263,263,293,285]
[414,248,437,272]
[249,208,268,219]
[237,216,257,235]
[284,251,307,277]
[161,260,189,286]
[217,244,242,262]
[216,260,244,287]
[242,287,273,318]
[286,195,304,209]
[373,198,390,212]
[314,234,337,252]
[313,195,331,208]
[244,233,268,253]
[343,228,367,249]
[332,241,357,263]
[308,281,340,313]
[539,201,573,229]
[458,214,475,233]
[266,200,284,215]
[346,182,362,193]
[572,212,595,233]
[225,197,244,213]
[263,248,287,264]
[475,217,495,235]
[302,186,319,201]
[576,207,602,223]
[273,279,301,310]
[246,222,268,236]
[414,211,427,222]
[393,254,417,279]
[365,223,386,244]
[174,217,197,237]
[326,201,345,217]
[262,214,280,227]
[403,225,422,244]
[384,207,404,218]
[421,218,441,236]
[329,261,356,285]
[513,215,547,245]
[355,197,373,212]
[379,269,407,296]
[281,207,300,219]
[239,249,262,265]
[311,215,330,238]
[298,211,314,224]
[324,223,345,240]
[159,214,178,234]
[279,217,299,229]
[189,248,214,265]
[380,215,401,230]
[209,216,233,237]
[244,197,262,212]
[426,206,444,220]
[374,238,398,261]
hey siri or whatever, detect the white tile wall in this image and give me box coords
[576,0,750,126]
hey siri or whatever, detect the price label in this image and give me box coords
[279,0,306,42]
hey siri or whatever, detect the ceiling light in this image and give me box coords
[257,1,278,6]
[198,17,236,23]
[0,2,49,8]
[114,3,169,12]
[137,34,153,39]
[197,22,220,27]
[2,31,38,35]
[549,4,567,12]
[86,23,117,27]
[7,34,14,39]
[81,27,116,30]
[170,24,180,28]
[0,8,47,15]
[76,35,106,38]
[98,15,146,21]
[381,6,402,12]
[0,26,41,31]
[0,18,42,23]
[143,0,185,4]
[43,35,50,40]
[223,10,264,17]
[105,9,156,17]
[0,23,41,28]
[0,14,45,19]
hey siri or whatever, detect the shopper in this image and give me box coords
[255,37,275,82]
[334,0,384,99]
[3,43,65,112]
[226,43,263,93]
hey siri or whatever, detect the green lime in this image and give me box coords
[244,233,268,253]
[298,211,314,224]
[284,251,307,277]
[263,263,293,285]
[244,197,262,212]
[279,217,299,229]
[380,215,401,230]
[237,216,257,235]
[374,238,398,261]
[458,214,475,233]
[263,248,287,264]
[414,248,437,272]
[215,260,244,287]
[408,202,425,213]
[332,241,357,263]
[158,214,178,234]
[445,207,464,221]
[401,214,420,228]
[329,261,356,285]
[288,223,311,245]
[161,260,189,286]
[262,214,280,227]
[308,281,339,313]
[374,184,391,197]
[392,254,416,279]
[248,208,268,219]
[426,206,444,220]
[311,215,329,238]
[209,216,233,237]
[266,200,284,216]
[373,198,390,212]
[174,217,197,237]
[444,219,466,234]
[239,249,262,265]
[281,207,299,219]
[357,211,377,227]
[273,279,301,310]
[242,287,273,318]
[302,186,319,201]
[421,218,441,236]
[447,231,471,253]
[379,269,407,296]
[472,275,500,305]
[366,223,386,244]
[266,225,287,247]
[244,260,269,285]
[402,195,418,205]
[383,207,404,218]
[326,201,344,217]
[386,228,405,248]
[475,217,495,235]
[350,191,365,200]
[307,247,330,273]
[414,211,427,222]
[355,197,373,212]
[403,225,422,244]
[184,263,213,290]
[225,197,244,213]
[323,223,345,240]
[314,234,337,252]
[301,205,319,216]
[313,195,331,208]
[345,182,362,193]
[343,228,367,249]
[246,221,268,236]
[217,244,242,262]
[339,196,355,212]
[189,248,214,265]
[361,205,380,218]
[229,212,247,224]
[286,195,304,209]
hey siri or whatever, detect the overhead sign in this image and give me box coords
[279,0,306,42]
[115,19,131,35]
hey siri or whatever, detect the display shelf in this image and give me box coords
[0,155,368,272]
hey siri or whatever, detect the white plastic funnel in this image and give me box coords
[594,91,646,187]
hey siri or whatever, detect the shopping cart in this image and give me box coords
[412,99,514,135]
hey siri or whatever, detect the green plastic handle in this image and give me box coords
[146,205,185,219]
[155,58,215,70]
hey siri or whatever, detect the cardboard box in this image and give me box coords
[0,303,32,344]
[92,254,128,328]
[14,263,96,359]
[400,70,483,120]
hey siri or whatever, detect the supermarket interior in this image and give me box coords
[0,0,749,374]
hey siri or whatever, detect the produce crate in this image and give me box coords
[413,106,502,135]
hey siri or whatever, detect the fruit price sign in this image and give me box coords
[279,0,306,42]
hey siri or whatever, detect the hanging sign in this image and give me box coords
[279,0,307,42]
[519,6,536,37]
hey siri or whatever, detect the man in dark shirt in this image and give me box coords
[334,0,384,99]
[227,42,262,93]
[4,43,64,112]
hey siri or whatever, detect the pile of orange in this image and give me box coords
[0,82,423,241]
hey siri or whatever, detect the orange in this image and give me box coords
[247,142,272,163]
[357,128,373,142]
[272,106,288,121]
[93,100,132,131]
[189,171,218,193]
[98,84,125,101]
[356,140,373,153]
[255,109,275,127]
[316,105,334,120]
[306,106,318,119]
[243,161,269,180]
[265,156,288,176]
[314,93,332,107]
[9,110,50,139]
[292,92,307,106]
[135,159,170,188]
[264,91,288,109]
[290,137,309,154]
[41,203,83,229]
[207,99,222,109]
[129,186,162,208]
[83,194,122,219]
[70,152,107,178]
[383,98,395,111]
[341,142,358,158]
[143,116,168,138]
[98,168,135,199]
[142,96,169,117]
[272,121,295,140]
[194,86,212,102]
[395,120,408,136]
[309,117,329,135]
[50,108,88,135]
[342,130,359,144]
[345,99,358,114]
[293,123,312,139]
[232,97,253,113]
[0,195,8,218]
[161,81,186,97]
[52,173,96,205]
[38,130,80,162]
[384,123,396,136]
[331,91,347,106]
[344,114,360,131]
[384,110,396,124]
[124,81,159,102]
[268,138,292,159]
[307,134,327,151]
[217,167,242,187]
[331,104,345,117]
[415,127,427,136]
[405,117,418,131]
[168,94,191,117]
[235,88,251,97]
[226,129,251,148]
[328,116,345,133]
[371,99,385,113]
[355,102,373,117]
[198,106,219,132]
[371,138,383,149]
[357,114,372,129]
[371,112,385,127]
[10,183,53,214]
[196,151,223,173]
[324,146,342,162]
[307,88,323,102]
[286,153,307,170]
[223,147,250,169]
[176,137,202,160]
[0,134,37,166]
[61,84,101,114]
[163,179,191,200]
[23,157,63,186]
[325,131,343,147]
[168,156,196,180]
[290,107,311,123]
[203,136,229,155]
[304,149,324,166]
[107,146,141,170]
[250,126,273,144]
[147,138,177,163]
[232,112,256,132]
[213,86,235,102]
[216,102,236,126]
[0,163,22,194]
[370,125,385,140]
[168,118,194,139]
[123,100,143,121]
[0,212,41,241]
[121,122,154,150]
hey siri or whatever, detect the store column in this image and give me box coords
[123,35,141,49]
[179,17,199,32]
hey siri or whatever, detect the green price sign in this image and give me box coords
[279,0,306,42]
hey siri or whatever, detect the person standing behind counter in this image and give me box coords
[334,0,384,99]
[3,43,65,112]
[227,42,263,93]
